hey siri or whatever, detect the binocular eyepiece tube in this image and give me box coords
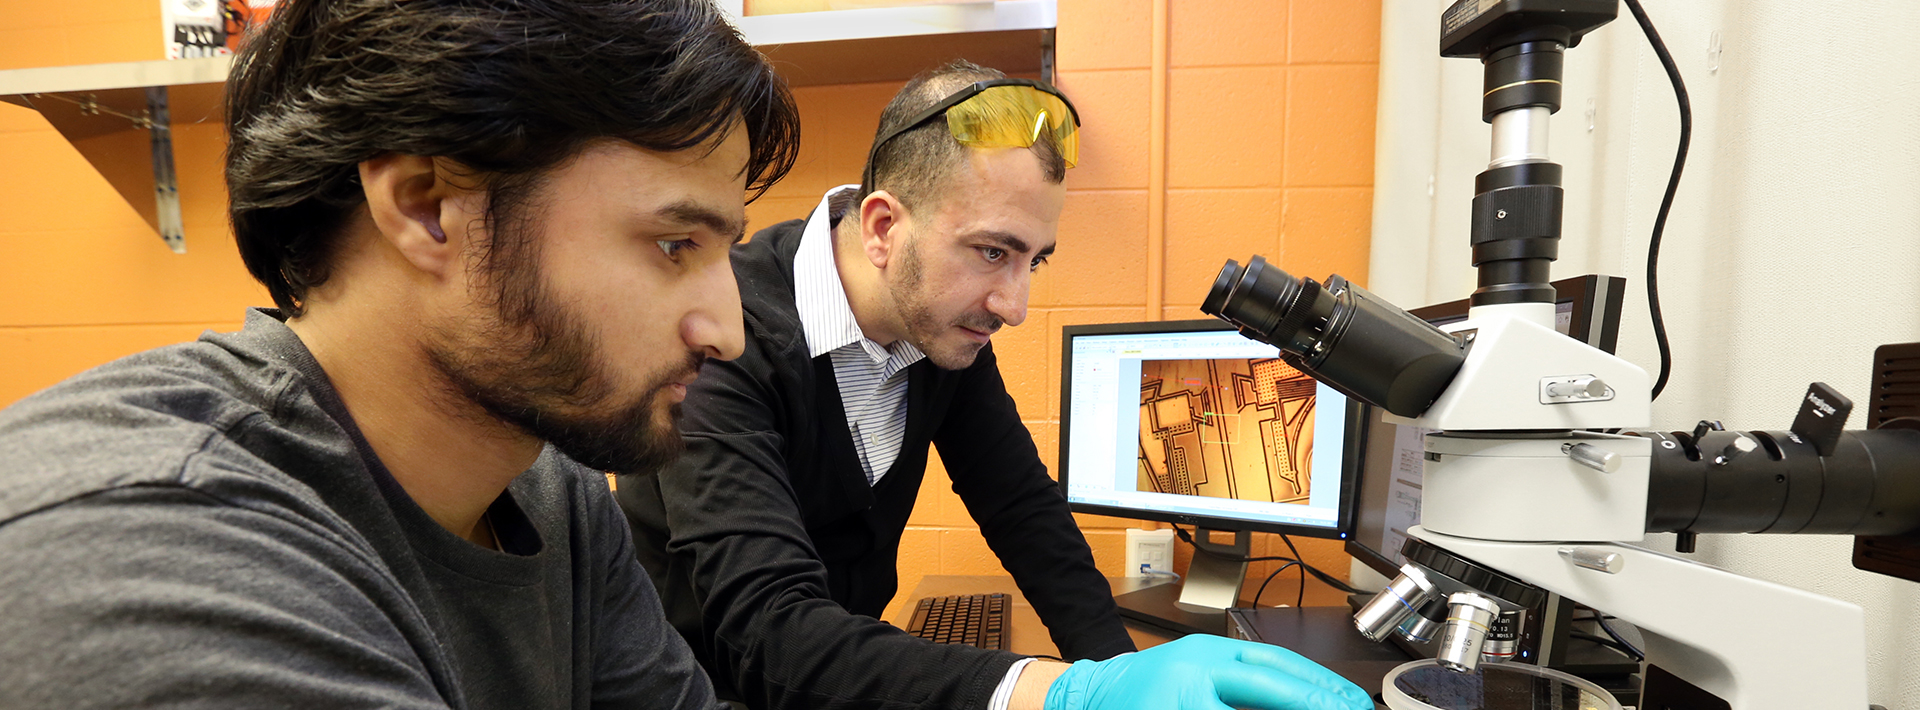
[1202,256,1467,419]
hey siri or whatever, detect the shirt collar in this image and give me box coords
[794,186,927,367]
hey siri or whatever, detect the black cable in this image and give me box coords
[1251,561,1300,609]
[1593,615,1646,660]
[1170,526,1368,595]
[1622,0,1691,401]
[1568,632,1645,661]
[1171,526,1296,563]
[1280,534,1308,608]
[1290,553,1366,596]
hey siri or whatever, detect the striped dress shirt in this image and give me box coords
[794,186,926,486]
[789,188,1046,706]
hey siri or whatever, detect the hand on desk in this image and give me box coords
[1044,635,1373,710]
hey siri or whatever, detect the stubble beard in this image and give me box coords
[892,233,1002,371]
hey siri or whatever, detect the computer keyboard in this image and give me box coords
[906,593,1010,650]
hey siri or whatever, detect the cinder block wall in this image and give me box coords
[0,0,255,407]
[827,0,1385,621]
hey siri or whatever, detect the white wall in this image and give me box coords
[1368,0,1920,705]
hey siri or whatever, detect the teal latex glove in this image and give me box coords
[1045,635,1373,710]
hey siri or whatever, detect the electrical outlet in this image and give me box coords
[1125,528,1176,577]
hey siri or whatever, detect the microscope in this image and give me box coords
[1200,1,1920,708]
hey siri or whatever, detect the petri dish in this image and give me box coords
[1380,659,1623,710]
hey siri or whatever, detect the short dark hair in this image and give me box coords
[226,0,800,315]
[860,61,1066,210]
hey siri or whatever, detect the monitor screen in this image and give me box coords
[1348,404,1433,575]
[1059,320,1357,538]
[1346,274,1627,577]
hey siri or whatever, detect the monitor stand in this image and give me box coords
[1112,528,1250,637]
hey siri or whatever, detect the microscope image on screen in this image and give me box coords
[1137,358,1317,505]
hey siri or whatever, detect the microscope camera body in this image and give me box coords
[1202,1,1920,708]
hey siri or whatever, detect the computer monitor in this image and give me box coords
[1058,319,1364,636]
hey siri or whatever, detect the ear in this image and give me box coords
[358,153,465,278]
[857,191,908,270]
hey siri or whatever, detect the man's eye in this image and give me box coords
[657,239,698,260]
[1029,255,1049,273]
[980,247,1006,263]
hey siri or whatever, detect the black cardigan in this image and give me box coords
[616,217,1134,710]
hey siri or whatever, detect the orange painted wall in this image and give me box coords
[0,0,1379,622]
[0,0,259,408]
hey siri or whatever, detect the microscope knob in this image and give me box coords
[1551,379,1597,397]
[1713,434,1758,466]
[1561,442,1620,473]
[1541,376,1613,404]
[1558,546,1625,574]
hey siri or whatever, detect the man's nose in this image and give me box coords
[683,258,745,361]
[985,271,1029,328]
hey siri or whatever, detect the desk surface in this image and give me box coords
[894,575,1360,654]
[895,576,1409,707]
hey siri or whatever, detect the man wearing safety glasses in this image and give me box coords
[617,62,1370,710]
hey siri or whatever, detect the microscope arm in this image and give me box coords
[1412,527,1869,710]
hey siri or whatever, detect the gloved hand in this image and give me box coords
[1045,634,1373,710]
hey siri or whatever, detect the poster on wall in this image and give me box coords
[164,0,277,59]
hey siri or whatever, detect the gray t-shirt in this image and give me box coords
[0,309,721,710]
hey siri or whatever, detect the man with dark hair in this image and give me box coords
[0,0,797,706]
[618,62,1370,710]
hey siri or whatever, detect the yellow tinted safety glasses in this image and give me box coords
[863,78,1081,195]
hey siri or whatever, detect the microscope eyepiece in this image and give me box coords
[1201,259,1243,320]
[1202,255,1468,418]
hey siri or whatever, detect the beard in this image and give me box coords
[426,238,699,475]
[893,233,1003,370]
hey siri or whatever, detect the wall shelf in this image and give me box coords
[0,57,230,253]
[747,1,1056,86]
[0,1,1054,251]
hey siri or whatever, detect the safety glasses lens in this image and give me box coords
[943,85,1079,168]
